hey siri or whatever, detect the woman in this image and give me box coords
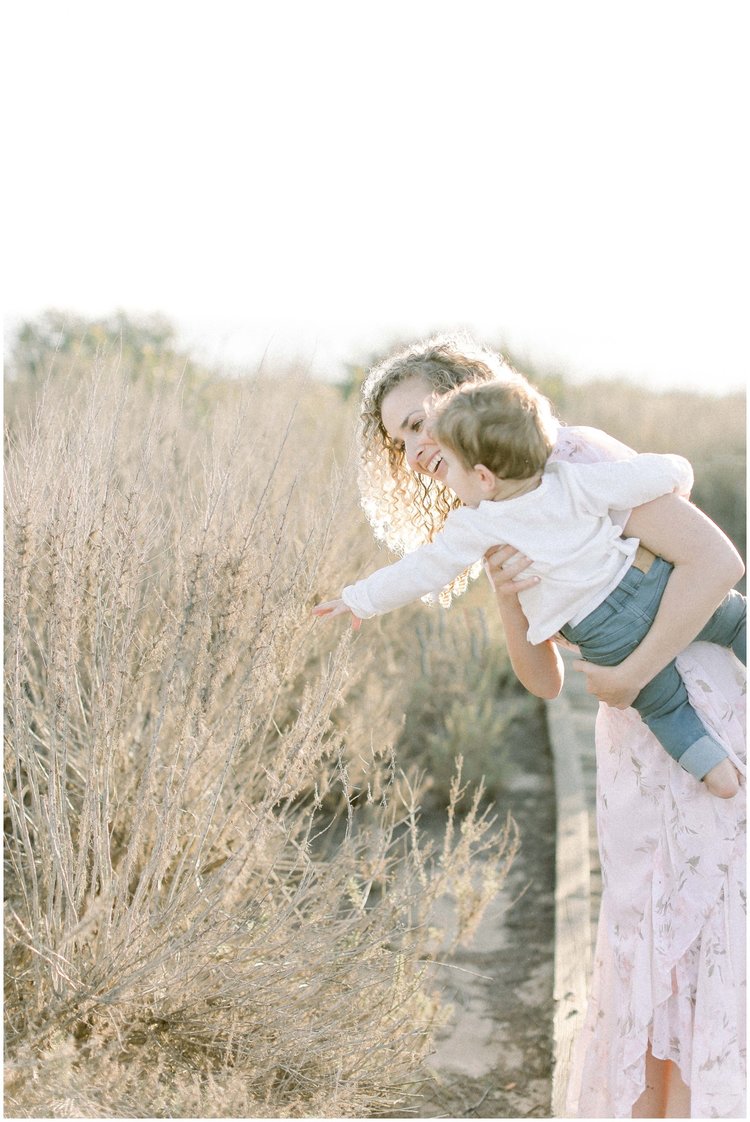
[357,334,746,1118]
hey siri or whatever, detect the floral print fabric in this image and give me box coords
[551,427,747,1118]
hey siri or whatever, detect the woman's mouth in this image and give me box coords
[423,451,444,476]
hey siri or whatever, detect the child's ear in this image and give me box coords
[474,464,497,491]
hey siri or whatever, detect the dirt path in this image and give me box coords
[390,657,603,1120]
[392,700,557,1119]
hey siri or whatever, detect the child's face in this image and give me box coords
[439,445,493,507]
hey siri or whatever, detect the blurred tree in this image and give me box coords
[338,361,368,401]
[6,309,201,391]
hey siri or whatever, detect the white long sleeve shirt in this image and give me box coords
[343,453,693,644]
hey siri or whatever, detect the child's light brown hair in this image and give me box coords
[429,380,556,480]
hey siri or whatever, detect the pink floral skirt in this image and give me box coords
[566,642,746,1118]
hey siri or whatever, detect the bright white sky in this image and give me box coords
[4,0,749,392]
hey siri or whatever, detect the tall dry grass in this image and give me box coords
[4,358,518,1118]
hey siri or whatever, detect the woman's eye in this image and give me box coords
[411,418,424,432]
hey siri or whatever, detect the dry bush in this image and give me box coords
[366,602,535,809]
[4,358,517,1118]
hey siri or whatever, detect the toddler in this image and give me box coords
[314,381,746,798]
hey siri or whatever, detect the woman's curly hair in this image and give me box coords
[358,333,556,604]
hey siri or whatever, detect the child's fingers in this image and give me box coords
[313,599,362,629]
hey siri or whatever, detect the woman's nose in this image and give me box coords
[405,430,434,472]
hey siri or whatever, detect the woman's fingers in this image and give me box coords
[484,543,516,565]
[553,633,580,655]
[484,544,533,575]
[483,545,537,595]
[571,660,638,708]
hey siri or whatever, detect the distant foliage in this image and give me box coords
[6,310,210,418]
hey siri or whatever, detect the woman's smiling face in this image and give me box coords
[380,376,449,482]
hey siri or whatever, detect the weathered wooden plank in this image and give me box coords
[547,685,592,1119]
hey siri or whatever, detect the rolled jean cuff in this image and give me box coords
[679,735,729,779]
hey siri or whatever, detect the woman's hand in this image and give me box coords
[483,544,540,597]
[312,599,362,630]
[483,545,564,699]
[571,660,641,709]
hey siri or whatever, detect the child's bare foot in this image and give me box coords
[703,758,740,799]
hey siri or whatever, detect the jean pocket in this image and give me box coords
[577,613,653,666]
[633,558,673,616]
[566,598,622,643]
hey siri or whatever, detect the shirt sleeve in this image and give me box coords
[550,424,637,466]
[342,509,497,618]
[561,453,694,516]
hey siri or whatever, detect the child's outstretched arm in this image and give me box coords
[312,598,363,630]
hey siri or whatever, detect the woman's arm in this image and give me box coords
[573,492,745,707]
[484,546,565,699]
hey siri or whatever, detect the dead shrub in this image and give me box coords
[4,358,516,1118]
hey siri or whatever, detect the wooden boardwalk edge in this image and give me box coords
[546,688,592,1119]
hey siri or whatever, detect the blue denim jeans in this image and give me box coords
[560,558,746,779]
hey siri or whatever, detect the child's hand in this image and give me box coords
[571,660,641,709]
[312,599,362,631]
